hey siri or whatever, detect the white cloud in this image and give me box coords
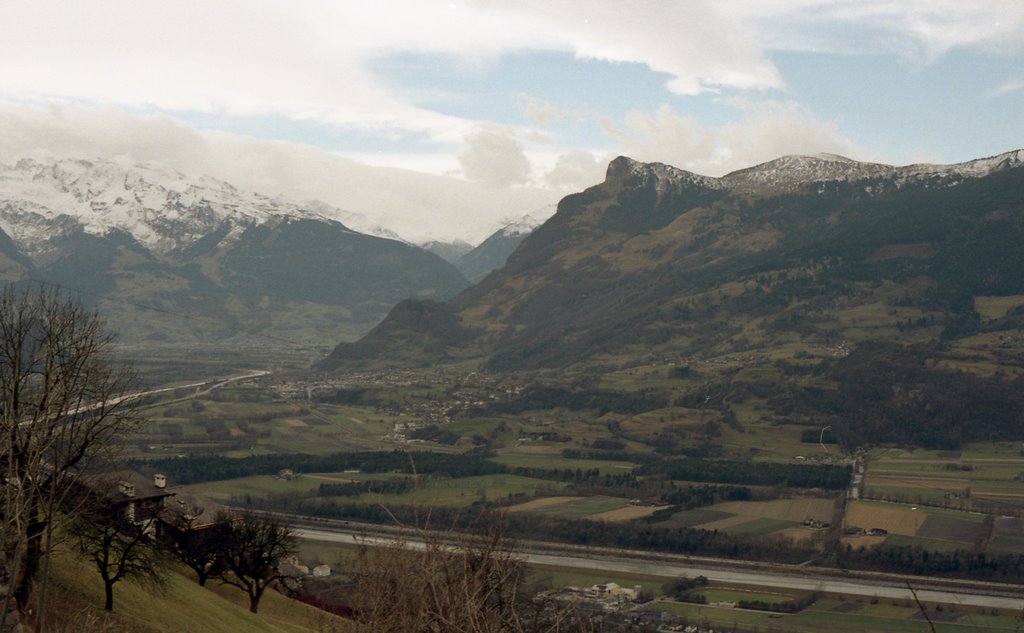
[0,103,560,244]
[458,127,532,187]
[542,150,608,191]
[464,1,783,94]
[608,101,872,176]
[990,78,1024,97]
[735,1,1024,62]
[0,0,783,143]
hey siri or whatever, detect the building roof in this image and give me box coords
[91,470,174,503]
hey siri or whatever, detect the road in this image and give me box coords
[295,526,1024,611]
[122,369,270,409]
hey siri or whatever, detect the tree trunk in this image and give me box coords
[249,593,260,614]
[13,515,45,611]
[104,581,114,611]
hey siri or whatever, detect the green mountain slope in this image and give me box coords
[4,217,468,349]
[322,151,1024,448]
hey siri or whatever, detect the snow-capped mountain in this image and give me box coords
[0,158,367,256]
[0,157,468,348]
[720,150,1024,193]
[605,156,724,193]
[453,207,555,283]
[602,150,1024,197]
[490,206,554,238]
[298,198,409,243]
[420,239,475,264]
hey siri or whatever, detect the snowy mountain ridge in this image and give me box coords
[492,206,555,238]
[0,157,398,256]
[611,149,1024,195]
[722,149,1024,192]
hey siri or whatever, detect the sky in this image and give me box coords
[1,1,1023,243]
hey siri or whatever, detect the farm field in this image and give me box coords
[863,443,1024,515]
[506,495,634,519]
[134,384,418,458]
[843,500,988,551]
[307,473,568,508]
[662,496,836,541]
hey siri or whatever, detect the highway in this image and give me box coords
[296,526,1024,611]
[123,369,270,409]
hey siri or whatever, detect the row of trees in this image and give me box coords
[70,500,298,614]
[0,287,297,628]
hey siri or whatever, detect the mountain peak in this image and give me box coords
[605,156,721,191]
[0,156,361,254]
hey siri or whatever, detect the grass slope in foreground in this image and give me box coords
[38,548,338,633]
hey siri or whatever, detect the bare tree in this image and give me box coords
[347,515,589,633]
[0,284,135,620]
[69,497,165,611]
[164,497,226,586]
[217,511,298,613]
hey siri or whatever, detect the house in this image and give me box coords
[89,470,175,535]
[159,488,229,548]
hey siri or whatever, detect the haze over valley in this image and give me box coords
[3,3,1024,632]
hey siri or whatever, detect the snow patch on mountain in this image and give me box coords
[607,149,1023,198]
[606,156,723,193]
[721,149,1024,193]
[300,199,409,243]
[492,205,556,239]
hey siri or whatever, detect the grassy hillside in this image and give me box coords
[36,548,342,633]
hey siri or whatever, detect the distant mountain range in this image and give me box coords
[323,150,1024,448]
[0,158,469,347]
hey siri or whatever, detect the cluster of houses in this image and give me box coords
[537,583,753,633]
[802,517,830,529]
[541,581,644,613]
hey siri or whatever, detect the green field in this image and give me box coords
[649,597,1022,633]
[345,473,564,507]
[489,452,637,474]
[187,472,564,509]
[916,515,985,544]
[721,517,798,536]
[699,587,799,604]
[659,508,734,528]
[522,495,631,518]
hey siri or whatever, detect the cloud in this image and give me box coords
[0,0,783,143]
[464,1,783,94]
[518,95,566,128]
[542,151,608,190]
[0,103,561,244]
[990,78,1024,97]
[607,101,871,176]
[458,127,532,187]
[735,1,1024,62]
